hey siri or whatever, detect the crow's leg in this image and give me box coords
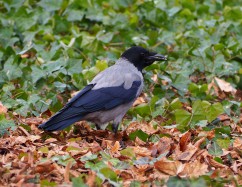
[95,124,101,130]
[112,123,119,134]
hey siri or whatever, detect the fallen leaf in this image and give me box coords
[110,141,120,155]
[217,114,230,121]
[15,136,27,144]
[151,74,158,82]
[25,117,43,125]
[28,135,41,142]
[214,77,237,94]
[179,131,191,151]
[179,160,208,177]
[86,171,97,187]
[194,137,206,148]
[207,156,228,168]
[154,159,184,175]
[135,137,146,146]
[0,102,7,114]
[233,138,242,149]
[119,170,133,180]
[133,146,152,157]
[21,53,30,58]
[176,143,198,161]
[64,161,71,183]
[34,161,56,174]
[45,138,58,143]
[151,137,172,157]
[133,96,146,106]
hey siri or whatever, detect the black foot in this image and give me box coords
[112,123,119,134]
[95,124,101,130]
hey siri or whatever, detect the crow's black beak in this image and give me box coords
[145,54,167,61]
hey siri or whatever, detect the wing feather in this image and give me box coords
[38,81,141,131]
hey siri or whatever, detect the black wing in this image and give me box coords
[38,81,141,131]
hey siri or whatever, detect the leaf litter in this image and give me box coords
[0,108,241,186]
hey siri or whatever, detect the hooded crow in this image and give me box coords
[38,46,167,133]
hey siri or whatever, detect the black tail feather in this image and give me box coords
[38,114,84,131]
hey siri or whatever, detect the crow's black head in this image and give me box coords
[121,46,167,71]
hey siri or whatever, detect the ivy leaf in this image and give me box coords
[216,138,231,149]
[167,177,189,187]
[80,154,98,162]
[129,129,149,142]
[96,31,114,43]
[40,179,56,187]
[192,100,207,121]
[31,65,45,84]
[0,115,16,137]
[208,141,223,156]
[207,103,224,122]
[174,109,191,130]
[170,98,182,110]
[100,167,117,182]
[120,148,135,158]
[38,0,63,12]
[72,177,88,187]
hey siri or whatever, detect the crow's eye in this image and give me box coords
[141,53,146,57]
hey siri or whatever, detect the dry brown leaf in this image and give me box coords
[211,168,235,179]
[236,174,242,186]
[179,131,191,151]
[118,170,134,180]
[0,101,7,114]
[15,136,27,144]
[34,161,56,174]
[154,159,184,175]
[207,80,223,98]
[25,117,43,125]
[207,157,228,169]
[103,140,114,150]
[125,121,157,135]
[89,143,102,153]
[21,53,30,58]
[149,169,170,182]
[110,141,120,154]
[151,137,172,157]
[194,137,206,148]
[45,138,58,143]
[64,161,71,183]
[131,165,150,182]
[135,164,151,173]
[214,77,237,94]
[135,137,146,146]
[133,96,146,106]
[233,138,242,149]
[132,146,152,157]
[86,171,97,187]
[176,143,198,161]
[28,135,41,142]
[231,160,239,173]
[151,74,158,82]
[217,114,230,121]
[179,160,208,177]
[207,130,215,140]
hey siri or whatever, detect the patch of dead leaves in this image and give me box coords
[0,113,241,186]
[208,77,237,98]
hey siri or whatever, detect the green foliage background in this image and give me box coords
[0,0,242,128]
[0,0,241,124]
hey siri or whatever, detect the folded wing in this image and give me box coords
[38,81,141,131]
